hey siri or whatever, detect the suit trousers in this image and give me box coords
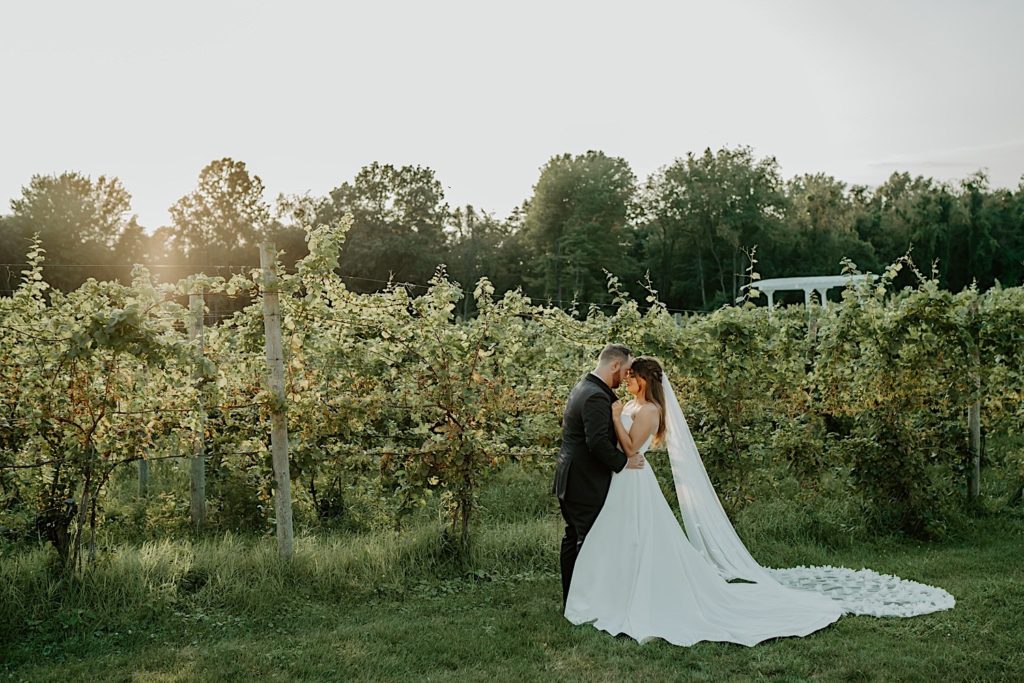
[559,497,603,607]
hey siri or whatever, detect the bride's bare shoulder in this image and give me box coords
[633,402,659,425]
[638,402,659,416]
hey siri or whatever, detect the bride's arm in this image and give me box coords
[612,403,658,457]
[611,402,636,456]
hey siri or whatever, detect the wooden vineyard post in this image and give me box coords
[968,400,981,502]
[968,296,982,503]
[807,290,819,340]
[189,278,207,530]
[138,457,149,497]
[135,366,151,497]
[260,243,294,558]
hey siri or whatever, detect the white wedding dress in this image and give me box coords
[564,376,955,646]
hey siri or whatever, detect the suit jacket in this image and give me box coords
[552,373,628,504]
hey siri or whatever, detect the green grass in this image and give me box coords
[2,465,1023,682]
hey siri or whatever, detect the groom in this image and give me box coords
[553,343,645,607]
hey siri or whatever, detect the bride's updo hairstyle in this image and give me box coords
[630,356,667,446]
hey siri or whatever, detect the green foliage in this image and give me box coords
[2,220,1023,571]
[0,240,198,568]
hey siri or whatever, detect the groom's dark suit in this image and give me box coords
[553,372,628,606]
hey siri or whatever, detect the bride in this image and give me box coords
[564,356,955,647]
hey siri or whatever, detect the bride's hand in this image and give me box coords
[611,400,623,420]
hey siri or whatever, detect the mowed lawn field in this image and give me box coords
[2,507,1022,683]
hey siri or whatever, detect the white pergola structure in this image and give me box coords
[739,274,877,310]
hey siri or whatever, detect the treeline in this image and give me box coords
[1,147,1022,312]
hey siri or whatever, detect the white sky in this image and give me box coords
[2,0,1022,232]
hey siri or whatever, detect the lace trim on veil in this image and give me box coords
[660,374,955,618]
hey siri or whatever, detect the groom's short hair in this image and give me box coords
[598,343,632,365]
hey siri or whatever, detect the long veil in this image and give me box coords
[660,374,955,617]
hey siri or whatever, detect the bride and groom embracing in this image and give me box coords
[554,344,955,647]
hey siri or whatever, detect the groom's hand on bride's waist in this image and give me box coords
[625,454,645,469]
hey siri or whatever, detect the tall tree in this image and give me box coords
[988,179,1024,287]
[521,151,637,305]
[850,171,1002,291]
[447,205,526,316]
[319,163,450,290]
[267,193,323,270]
[639,147,786,310]
[781,173,877,278]
[947,172,999,291]
[167,158,271,267]
[2,172,138,290]
[0,215,22,293]
[637,164,708,310]
[851,172,929,267]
